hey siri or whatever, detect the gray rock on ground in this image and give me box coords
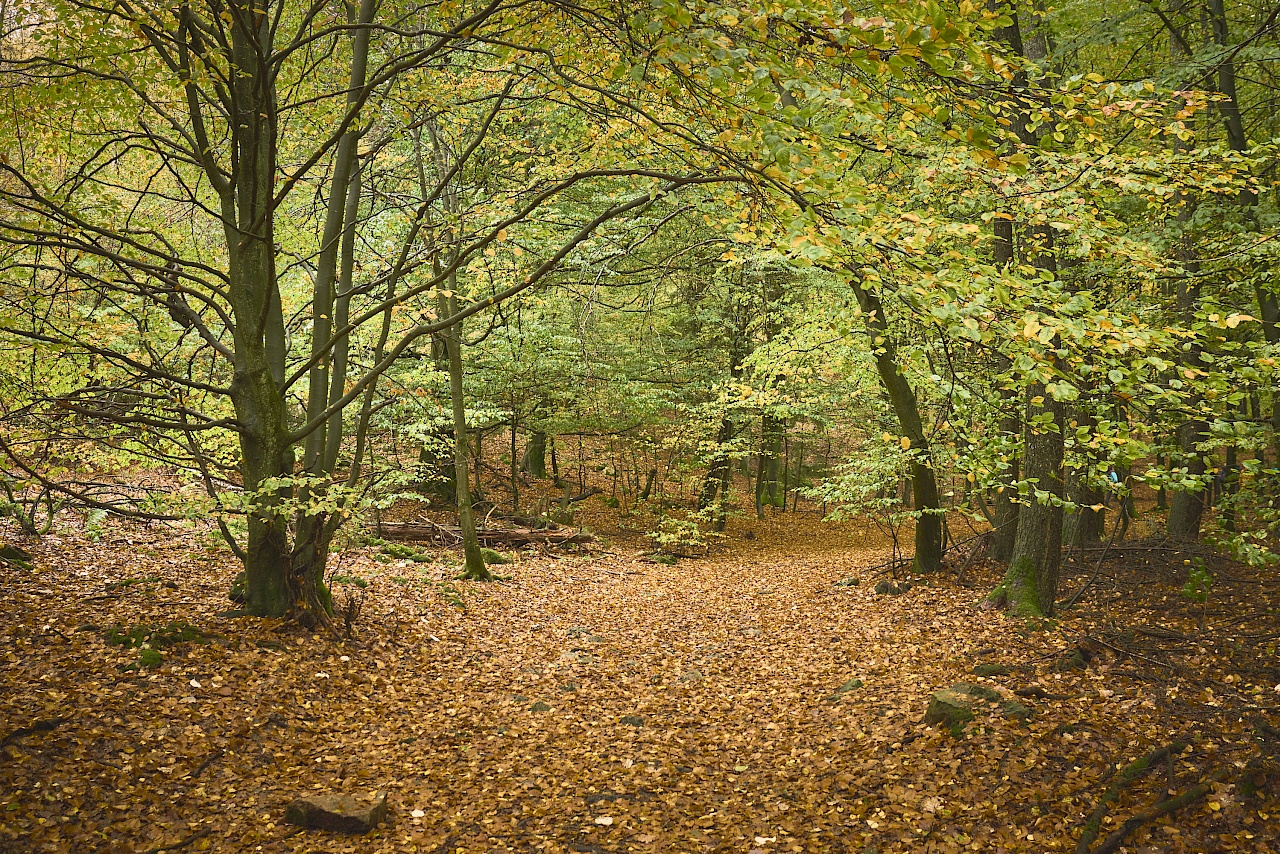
[924,682,1032,736]
[284,791,387,834]
[923,688,977,735]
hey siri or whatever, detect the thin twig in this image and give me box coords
[188,748,224,779]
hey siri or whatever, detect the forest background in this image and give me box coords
[1,0,1280,850]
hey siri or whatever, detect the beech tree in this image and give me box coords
[0,0,729,619]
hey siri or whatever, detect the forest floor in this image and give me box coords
[1,504,1279,854]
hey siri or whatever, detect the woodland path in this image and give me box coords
[1,515,1274,853]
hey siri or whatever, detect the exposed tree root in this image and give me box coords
[1087,767,1230,854]
[1075,742,1184,854]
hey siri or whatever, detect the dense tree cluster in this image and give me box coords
[1,0,1277,620]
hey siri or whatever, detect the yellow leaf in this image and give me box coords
[1225,313,1252,328]
[899,437,912,450]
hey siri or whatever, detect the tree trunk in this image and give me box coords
[1167,0,1254,538]
[1064,411,1104,545]
[1167,417,1208,539]
[223,6,308,618]
[1167,275,1207,539]
[1258,289,1280,463]
[700,417,734,512]
[510,415,519,513]
[762,413,784,509]
[994,384,1065,616]
[638,468,657,502]
[753,443,767,521]
[521,431,548,479]
[991,448,1021,562]
[440,289,489,581]
[990,220,1021,563]
[849,273,944,573]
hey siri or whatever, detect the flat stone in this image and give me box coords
[530,701,552,712]
[283,791,387,834]
[619,715,645,727]
[952,682,1003,703]
[973,663,1010,677]
[924,689,976,731]
[925,682,1031,736]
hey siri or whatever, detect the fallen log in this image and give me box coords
[376,521,594,547]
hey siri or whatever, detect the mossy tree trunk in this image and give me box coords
[521,431,548,479]
[428,118,488,582]
[994,384,1065,616]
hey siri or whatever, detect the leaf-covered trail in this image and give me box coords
[1,516,1276,853]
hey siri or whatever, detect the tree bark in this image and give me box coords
[440,289,489,581]
[990,216,1021,562]
[521,431,548,479]
[1064,411,1105,545]
[1167,275,1207,539]
[849,272,944,574]
[995,384,1065,616]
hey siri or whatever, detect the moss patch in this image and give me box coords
[924,690,976,737]
[105,621,208,650]
[990,556,1043,617]
[106,621,209,671]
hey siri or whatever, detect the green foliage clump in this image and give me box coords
[479,548,511,565]
[1181,557,1213,603]
[136,649,164,669]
